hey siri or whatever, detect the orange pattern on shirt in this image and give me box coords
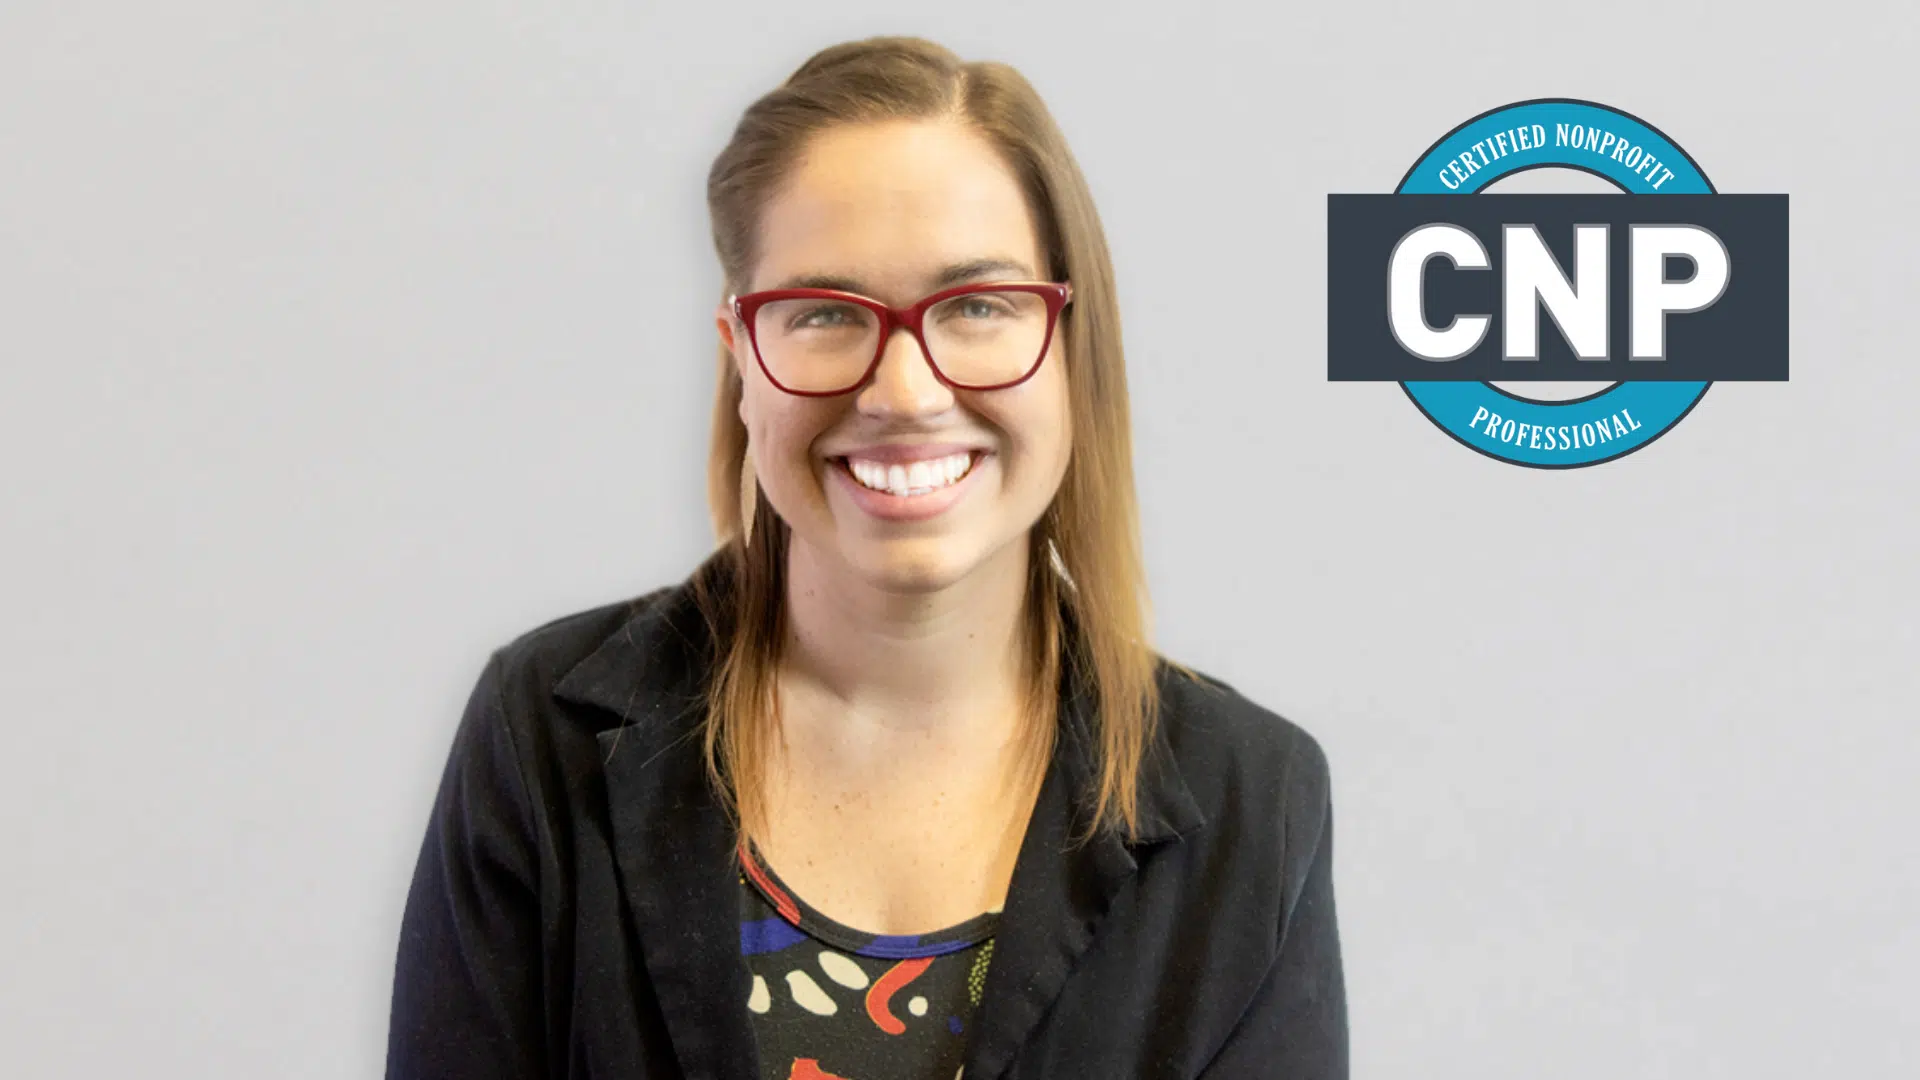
[787,1059,853,1080]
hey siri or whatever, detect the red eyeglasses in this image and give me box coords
[729,280,1073,397]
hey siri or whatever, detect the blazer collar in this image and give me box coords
[555,557,1206,1080]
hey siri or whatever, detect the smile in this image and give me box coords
[838,451,980,498]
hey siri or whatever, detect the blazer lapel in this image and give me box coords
[557,586,764,1080]
[958,666,1206,1080]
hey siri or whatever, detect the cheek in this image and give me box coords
[987,368,1073,485]
[742,392,834,488]
[1027,362,1073,465]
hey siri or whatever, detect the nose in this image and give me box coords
[857,324,954,419]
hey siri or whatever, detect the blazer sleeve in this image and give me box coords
[1197,733,1349,1079]
[386,651,548,1079]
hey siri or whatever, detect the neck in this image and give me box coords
[778,535,1033,747]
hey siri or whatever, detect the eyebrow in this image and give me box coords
[767,257,1038,295]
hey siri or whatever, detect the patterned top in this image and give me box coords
[737,840,997,1080]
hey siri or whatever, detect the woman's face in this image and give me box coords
[716,120,1072,594]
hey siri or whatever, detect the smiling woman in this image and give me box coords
[387,35,1347,1080]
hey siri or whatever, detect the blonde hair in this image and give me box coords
[695,35,1156,849]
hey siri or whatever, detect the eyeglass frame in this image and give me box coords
[727,280,1074,397]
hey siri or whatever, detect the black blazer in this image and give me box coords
[386,560,1347,1079]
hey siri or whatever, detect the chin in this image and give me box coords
[847,537,983,594]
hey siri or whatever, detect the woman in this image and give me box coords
[387,35,1346,1080]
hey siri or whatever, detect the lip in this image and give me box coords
[826,449,989,522]
[825,441,989,466]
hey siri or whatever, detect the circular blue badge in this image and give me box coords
[1396,99,1714,467]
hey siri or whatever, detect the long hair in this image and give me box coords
[695,36,1156,849]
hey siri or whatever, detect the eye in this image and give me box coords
[954,295,1015,319]
[789,303,864,331]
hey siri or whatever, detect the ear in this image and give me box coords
[716,302,755,428]
[723,334,750,429]
[717,305,752,409]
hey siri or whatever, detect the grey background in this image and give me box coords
[3,2,1914,1077]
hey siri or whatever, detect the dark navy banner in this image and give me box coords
[1327,193,1788,382]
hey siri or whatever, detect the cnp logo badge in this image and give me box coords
[1327,99,1789,467]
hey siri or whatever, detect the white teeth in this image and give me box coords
[845,452,976,496]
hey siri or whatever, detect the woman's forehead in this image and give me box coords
[751,121,1043,295]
